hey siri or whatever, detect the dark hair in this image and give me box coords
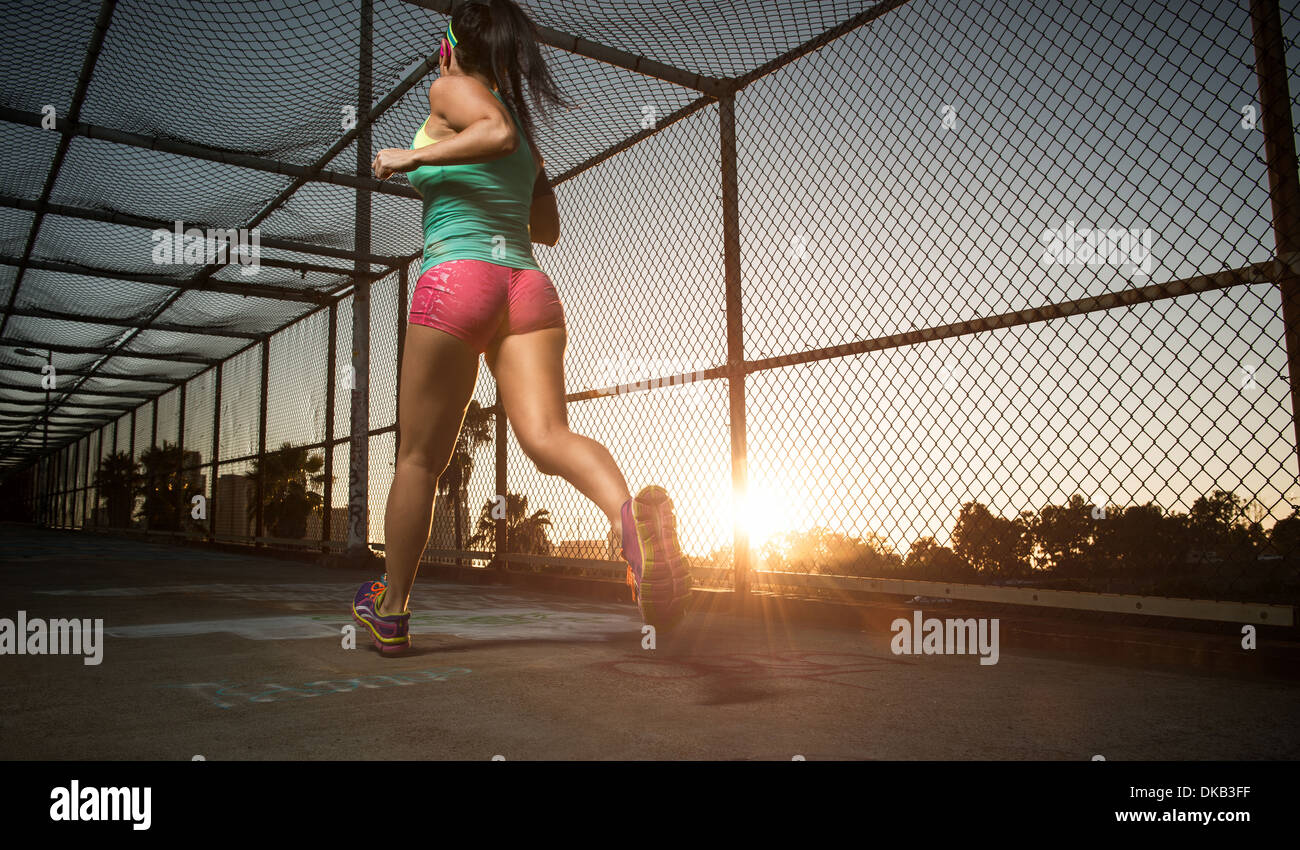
[449,0,566,152]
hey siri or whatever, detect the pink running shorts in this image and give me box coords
[408,258,565,354]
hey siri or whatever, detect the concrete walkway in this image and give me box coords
[1,524,1296,760]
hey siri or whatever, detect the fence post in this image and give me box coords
[84,436,91,526]
[108,417,117,528]
[323,301,337,546]
[68,441,74,527]
[67,439,76,527]
[346,0,374,559]
[79,437,86,527]
[77,436,86,527]
[720,91,750,595]
[396,263,407,469]
[93,426,102,526]
[58,445,66,528]
[177,381,186,530]
[126,407,136,529]
[85,436,92,526]
[256,339,269,543]
[495,387,507,567]
[1251,0,1300,476]
[85,436,91,526]
[69,439,78,527]
[210,361,222,542]
[148,397,158,530]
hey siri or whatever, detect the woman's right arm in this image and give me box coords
[410,75,518,166]
[372,76,517,178]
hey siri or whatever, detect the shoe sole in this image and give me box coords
[351,605,412,656]
[631,485,691,628]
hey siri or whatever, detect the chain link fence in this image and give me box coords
[2,0,1298,622]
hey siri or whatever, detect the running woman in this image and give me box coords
[352,0,690,654]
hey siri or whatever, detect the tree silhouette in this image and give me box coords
[1029,494,1097,577]
[1090,502,1185,585]
[244,442,326,539]
[1270,506,1300,558]
[952,502,1031,578]
[688,490,1298,602]
[437,400,494,553]
[903,536,975,580]
[94,450,140,529]
[1187,490,1265,548]
[138,441,202,531]
[467,491,552,555]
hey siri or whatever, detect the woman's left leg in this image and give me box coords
[485,326,631,536]
[486,266,691,626]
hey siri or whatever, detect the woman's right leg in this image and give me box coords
[377,322,480,616]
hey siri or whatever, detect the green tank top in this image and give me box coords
[408,89,540,274]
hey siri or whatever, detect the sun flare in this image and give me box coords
[733,487,791,550]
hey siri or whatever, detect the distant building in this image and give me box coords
[215,473,255,539]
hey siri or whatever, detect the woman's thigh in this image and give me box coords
[484,326,568,453]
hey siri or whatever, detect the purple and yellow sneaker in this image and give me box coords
[352,576,411,655]
[619,498,643,600]
[619,485,691,628]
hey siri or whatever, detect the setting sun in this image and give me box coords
[733,487,792,550]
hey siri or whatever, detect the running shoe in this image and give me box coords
[620,485,692,628]
[619,497,643,601]
[352,575,411,655]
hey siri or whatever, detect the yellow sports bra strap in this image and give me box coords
[412,119,441,150]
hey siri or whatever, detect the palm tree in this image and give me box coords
[95,450,140,528]
[467,491,553,556]
[437,400,494,555]
[244,442,326,539]
[138,441,201,531]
